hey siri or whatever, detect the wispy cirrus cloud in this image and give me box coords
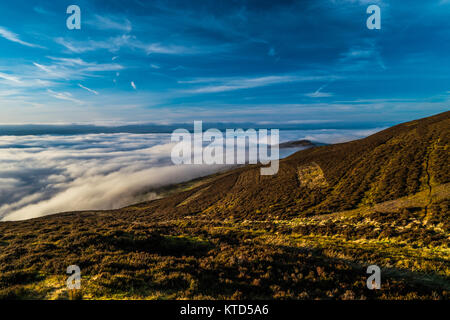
[0,70,53,88]
[55,35,202,55]
[33,62,67,79]
[33,6,53,15]
[0,0,448,125]
[48,56,124,71]
[305,83,334,98]
[78,83,99,95]
[0,72,22,84]
[47,56,90,66]
[337,42,386,72]
[32,58,124,80]
[0,26,44,48]
[182,74,339,94]
[86,15,133,32]
[47,89,83,104]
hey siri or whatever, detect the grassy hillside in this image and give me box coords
[0,111,448,300]
[117,110,449,220]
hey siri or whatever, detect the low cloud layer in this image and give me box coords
[0,128,382,221]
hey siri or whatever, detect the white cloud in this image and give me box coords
[0,26,44,48]
[182,75,338,94]
[145,43,191,54]
[33,62,59,75]
[0,72,22,84]
[339,42,386,71]
[305,83,334,98]
[32,59,124,80]
[0,70,53,88]
[305,91,333,98]
[87,15,132,32]
[47,89,83,104]
[55,35,210,55]
[47,56,89,66]
[0,134,228,221]
[78,83,99,95]
[47,56,124,72]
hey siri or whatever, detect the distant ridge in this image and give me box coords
[0,121,389,136]
[279,139,319,148]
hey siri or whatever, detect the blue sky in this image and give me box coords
[0,0,449,125]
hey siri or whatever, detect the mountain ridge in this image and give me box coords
[112,110,449,222]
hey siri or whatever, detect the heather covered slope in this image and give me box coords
[0,111,448,300]
[120,110,449,220]
[0,188,448,300]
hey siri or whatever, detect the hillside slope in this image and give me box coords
[121,110,449,220]
[0,111,448,300]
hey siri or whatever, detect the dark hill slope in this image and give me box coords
[122,111,449,220]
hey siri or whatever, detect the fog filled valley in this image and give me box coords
[0,128,381,221]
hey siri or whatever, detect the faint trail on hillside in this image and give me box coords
[424,143,435,216]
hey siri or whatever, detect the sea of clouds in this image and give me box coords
[0,128,382,221]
